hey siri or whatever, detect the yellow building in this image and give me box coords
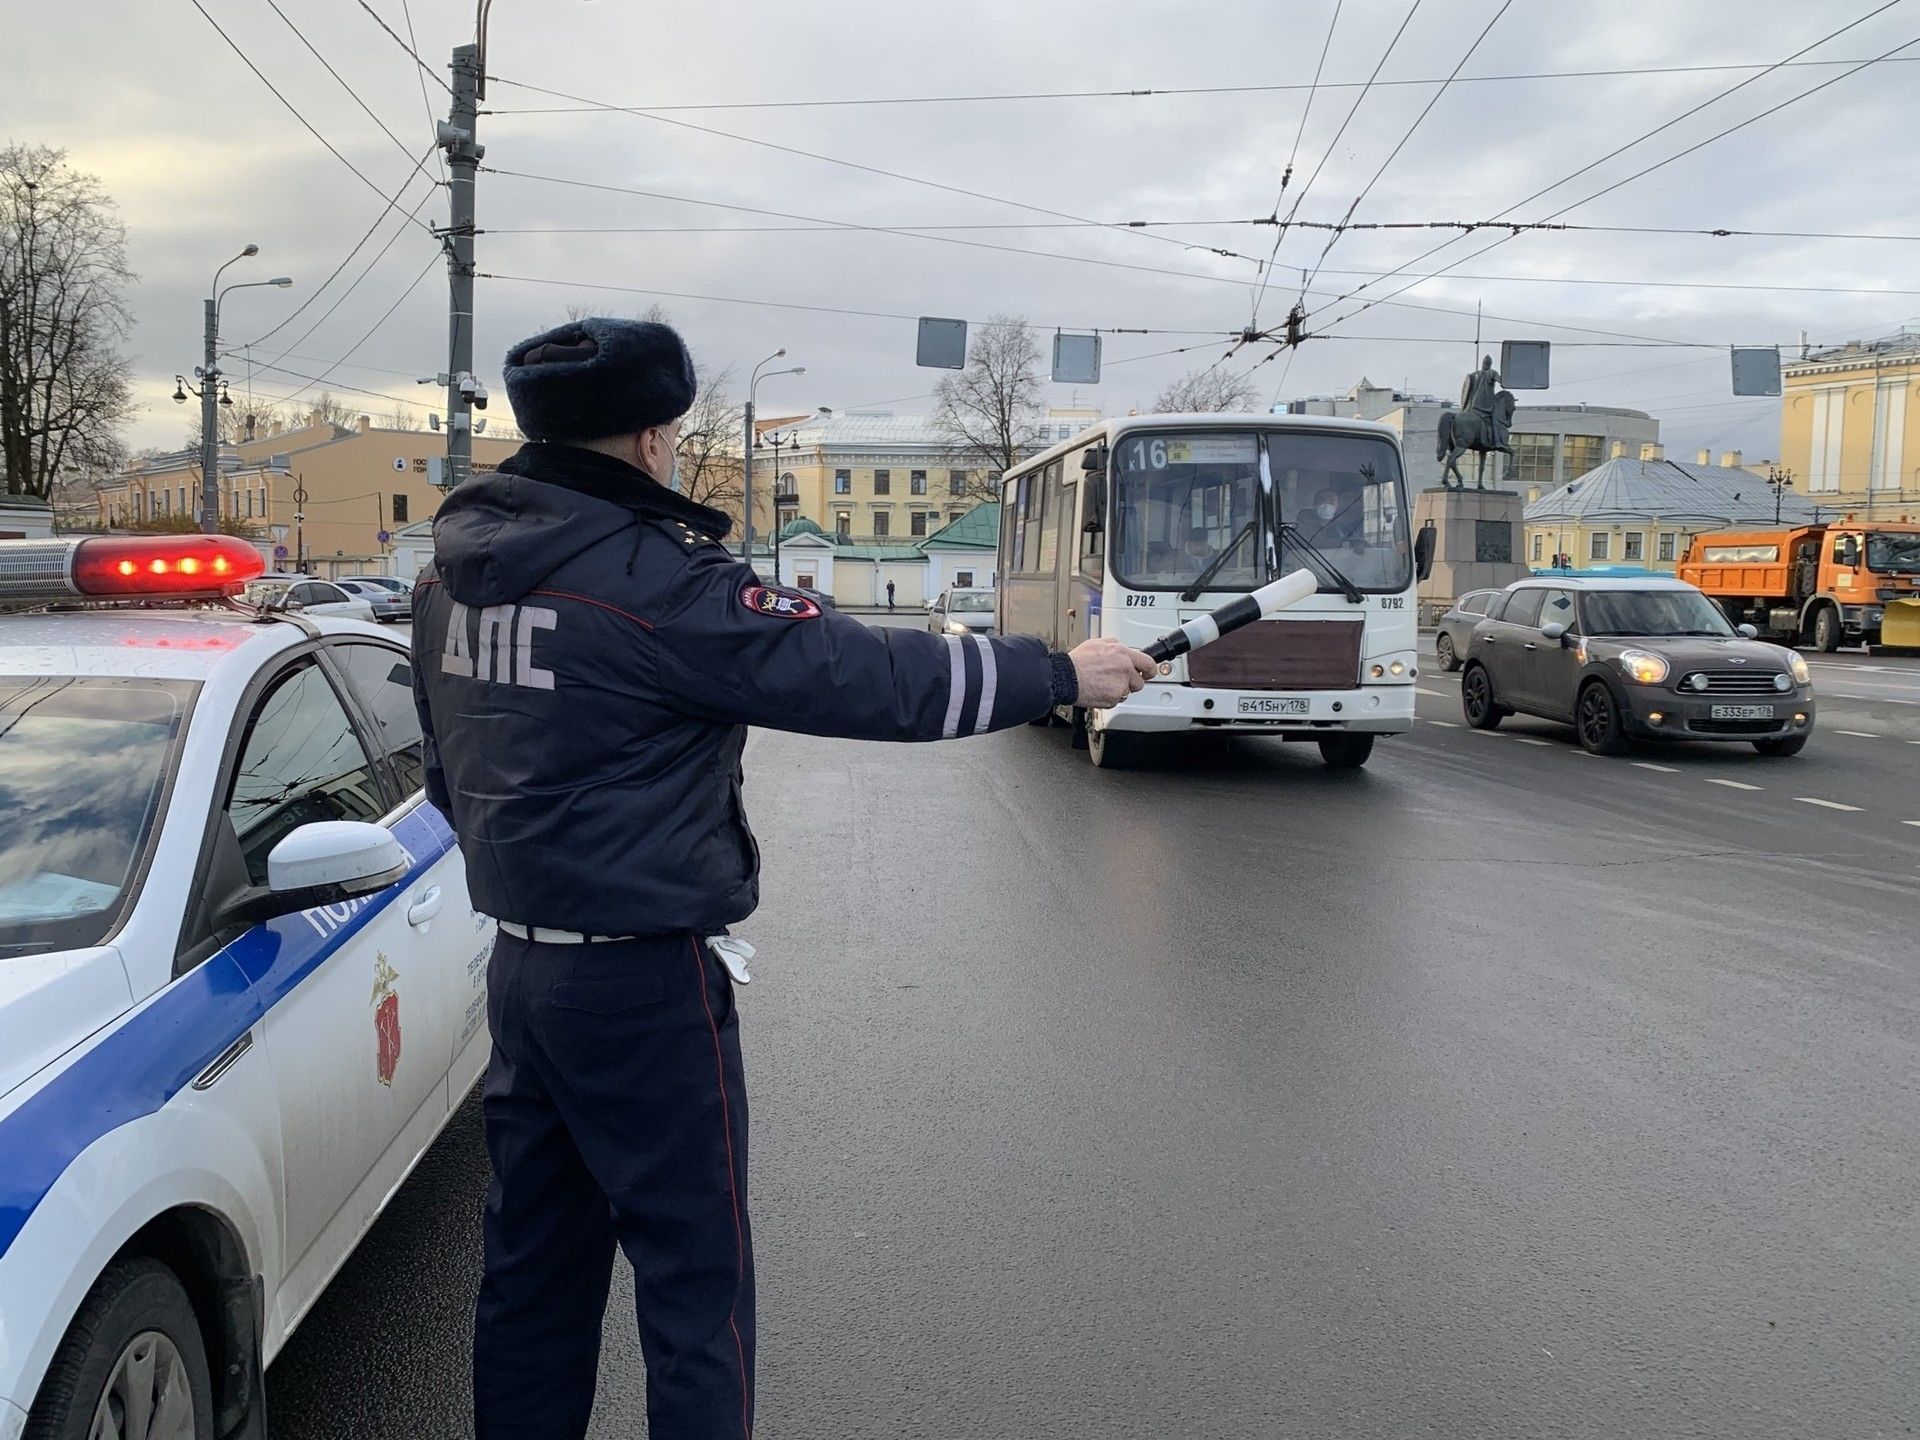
[1780,335,1920,517]
[752,407,1101,545]
[98,410,520,577]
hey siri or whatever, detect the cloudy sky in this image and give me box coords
[9,0,1919,462]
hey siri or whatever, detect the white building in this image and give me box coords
[1279,378,1660,496]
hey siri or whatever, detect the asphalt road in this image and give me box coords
[267,632,1919,1438]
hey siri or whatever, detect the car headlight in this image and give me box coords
[1617,648,1669,684]
[944,619,971,636]
[1786,653,1810,686]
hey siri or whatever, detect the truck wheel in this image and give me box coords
[1810,606,1842,653]
[1318,733,1375,768]
[1753,734,1809,757]
[26,1258,214,1440]
[1435,633,1460,671]
[1576,681,1631,756]
[1087,724,1145,769]
[1462,665,1505,729]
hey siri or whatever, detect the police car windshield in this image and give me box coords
[0,678,194,958]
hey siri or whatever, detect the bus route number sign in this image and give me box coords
[1125,437,1257,470]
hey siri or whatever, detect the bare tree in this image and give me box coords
[1152,366,1262,414]
[932,316,1044,499]
[185,398,296,450]
[675,363,742,512]
[0,146,135,499]
[382,402,424,432]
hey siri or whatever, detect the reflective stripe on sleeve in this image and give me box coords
[970,636,999,734]
[941,634,968,739]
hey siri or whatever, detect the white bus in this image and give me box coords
[997,413,1431,768]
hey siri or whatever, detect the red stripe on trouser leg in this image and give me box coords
[691,938,752,1439]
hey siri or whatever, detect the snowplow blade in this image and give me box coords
[1880,598,1920,649]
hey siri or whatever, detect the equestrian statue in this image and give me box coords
[1436,354,1516,489]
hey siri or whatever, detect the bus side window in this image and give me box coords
[1010,475,1029,572]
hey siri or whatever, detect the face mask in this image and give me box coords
[1316,502,1337,521]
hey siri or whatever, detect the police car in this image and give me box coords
[0,535,491,1440]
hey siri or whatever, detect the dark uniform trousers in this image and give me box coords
[474,930,754,1439]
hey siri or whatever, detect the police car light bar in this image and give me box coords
[0,535,266,605]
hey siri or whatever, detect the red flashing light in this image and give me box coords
[70,536,266,599]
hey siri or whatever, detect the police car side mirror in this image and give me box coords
[215,821,409,929]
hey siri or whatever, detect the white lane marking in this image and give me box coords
[1797,797,1864,812]
[1425,719,1459,728]
[1512,737,1552,746]
[1568,749,1600,757]
[1632,762,1681,773]
[1703,778,1762,791]
[1903,820,1920,829]
[1833,730,1880,738]
[1415,687,1447,697]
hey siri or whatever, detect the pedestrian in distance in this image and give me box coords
[886,578,896,611]
[411,315,1157,1440]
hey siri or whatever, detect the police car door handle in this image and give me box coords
[406,885,444,927]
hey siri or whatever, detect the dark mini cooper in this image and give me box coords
[1460,577,1816,756]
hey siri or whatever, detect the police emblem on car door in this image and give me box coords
[371,951,402,1086]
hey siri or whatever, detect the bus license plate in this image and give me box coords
[1711,703,1774,720]
[1238,696,1309,716]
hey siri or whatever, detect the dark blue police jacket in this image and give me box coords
[412,443,1059,936]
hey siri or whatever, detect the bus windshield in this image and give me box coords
[1110,428,1410,592]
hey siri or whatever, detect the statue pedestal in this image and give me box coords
[1413,486,1528,622]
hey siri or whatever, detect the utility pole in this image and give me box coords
[439,44,484,491]
[200,296,220,533]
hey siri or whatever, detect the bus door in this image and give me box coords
[1055,474,1081,647]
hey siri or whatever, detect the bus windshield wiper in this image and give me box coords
[1179,519,1258,602]
[1276,522,1365,605]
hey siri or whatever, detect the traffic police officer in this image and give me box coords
[411,316,1155,1439]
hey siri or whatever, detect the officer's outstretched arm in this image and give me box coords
[649,549,1064,741]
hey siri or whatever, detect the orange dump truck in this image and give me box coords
[1676,520,1920,651]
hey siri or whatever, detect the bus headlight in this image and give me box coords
[1617,648,1669,684]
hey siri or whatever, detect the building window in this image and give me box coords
[835,513,851,538]
[1590,532,1611,561]
[910,469,927,495]
[392,494,409,524]
[873,512,890,537]
[1509,433,1556,488]
[956,570,975,587]
[258,487,268,516]
[873,469,890,496]
[1531,533,1544,562]
[950,510,965,524]
[949,470,967,496]
[1658,532,1677,562]
[835,469,851,495]
[1624,531,1644,561]
[1563,434,1604,479]
[911,512,929,537]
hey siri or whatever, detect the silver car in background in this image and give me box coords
[928,587,997,637]
[1434,588,1501,671]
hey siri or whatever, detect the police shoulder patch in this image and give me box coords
[740,583,823,620]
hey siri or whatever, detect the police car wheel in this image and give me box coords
[26,1259,213,1440]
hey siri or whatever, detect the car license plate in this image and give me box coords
[1711,703,1774,720]
[1238,696,1309,715]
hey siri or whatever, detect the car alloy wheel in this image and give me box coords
[1577,682,1628,756]
[1436,633,1458,671]
[1462,666,1500,729]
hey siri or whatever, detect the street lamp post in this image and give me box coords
[176,246,292,532]
[1768,465,1796,524]
[764,407,831,585]
[744,352,805,566]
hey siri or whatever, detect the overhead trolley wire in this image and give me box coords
[1247,0,1343,327]
[1312,19,1920,338]
[261,0,437,180]
[187,0,437,235]
[479,56,1920,114]
[1310,0,1907,327]
[481,74,1269,269]
[356,0,450,93]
